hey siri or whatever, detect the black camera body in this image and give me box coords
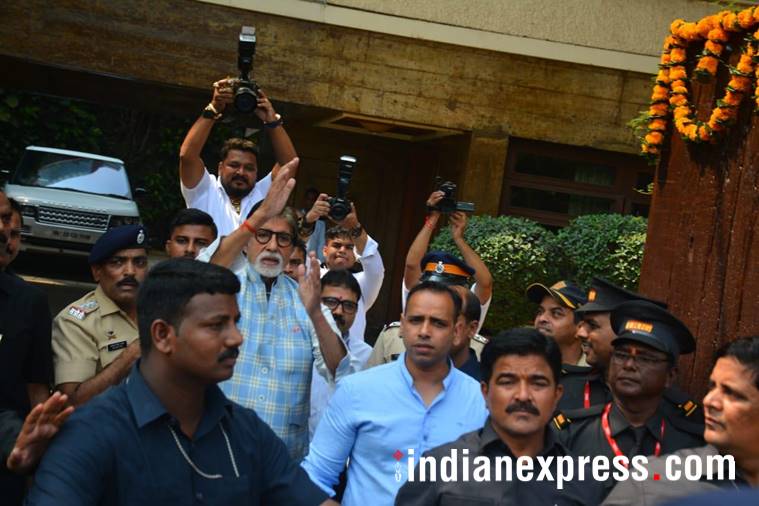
[234,26,260,114]
[328,156,357,222]
[431,178,475,213]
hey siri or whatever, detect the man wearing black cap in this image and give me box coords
[526,280,603,411]
[554,301,704,496]
[575,277,701,418]
[366,251,488,367]
[52,224,149,407]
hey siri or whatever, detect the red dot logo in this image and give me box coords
[653,473,661,481]
[393,450,403,461]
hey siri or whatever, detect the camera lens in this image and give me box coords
[234,87,258,114]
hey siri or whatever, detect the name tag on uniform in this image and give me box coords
[107,341,128,352]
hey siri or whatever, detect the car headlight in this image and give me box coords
[108,215,140,228]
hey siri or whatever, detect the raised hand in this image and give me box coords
[249,158,298,225]
[211,78,235,113]
[296,252,322,315]
[254,89,278,123]
[306,194,331,223]
[450,211,468,240]
[6,391,74,474]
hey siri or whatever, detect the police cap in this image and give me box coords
[89,224,148,265]
[419,251,474,286]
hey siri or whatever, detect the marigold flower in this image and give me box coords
[674,106,692,119]
[698,125,712,141]
[705,40,724,55]
[650,119,667,131]
[713,107,733,122]
[738,8,756,29]
[723,91,742,106]
[736,55,754,74]
[696,56,719,76]
[670,66,688,80]
[729,76,752,91]
[670,94,688,107]
[708,119,726,132]
[670,48,687,63]
[645,132,664,145]
[650,103,669,116]
[671,19,686,34]
[656,70,671,84]
[722,13,739,31]
[708,27,729,42]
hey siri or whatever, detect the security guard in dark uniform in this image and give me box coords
[366,252,488,367]
[573,277,702,421]
[526,280,599,411]
[553,300,704,496]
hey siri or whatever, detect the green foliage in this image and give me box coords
[554,214,648,290]
[430,215,560,330]
[429,213,648,331]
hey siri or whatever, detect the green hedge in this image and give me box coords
[429,214,648,331]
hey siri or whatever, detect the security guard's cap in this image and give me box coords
[419,251,474,286]
[89,224,148,265]
[575,277,667,315]
[611,300,695,359]
[526,280,586,310]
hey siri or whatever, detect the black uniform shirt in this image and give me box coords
[554,402,704,496]
[0,272,52,415]
[395,418,606,505]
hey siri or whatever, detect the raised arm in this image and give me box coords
[209,158,298,268]
[403,191,444,289]
[179,79,233,189]
[297,253,347,375]
[337,203,384,309]
[450,211,493,304]
[254,89,297,178]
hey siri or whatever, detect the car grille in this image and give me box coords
[37,206,109,230]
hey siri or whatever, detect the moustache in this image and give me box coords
[117,277,139,287]
[231,175,247,183]
[217,347,239,362]
[506,401,540,416]
[332,314,346,326]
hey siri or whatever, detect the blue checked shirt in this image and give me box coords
[212,257,356,462]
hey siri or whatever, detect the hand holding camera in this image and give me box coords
[305,193,331,224]
[211,79,235,113]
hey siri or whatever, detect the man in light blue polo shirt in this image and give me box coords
[302,281,488,505]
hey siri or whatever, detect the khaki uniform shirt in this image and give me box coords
[52,286,138,386]
[365,322,488,368]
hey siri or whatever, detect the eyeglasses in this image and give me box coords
[253,228,293,248]
[611,349,669,367]
[321,297,359,314]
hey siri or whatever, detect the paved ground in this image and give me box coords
[13,249,168,316]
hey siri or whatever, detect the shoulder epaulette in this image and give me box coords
[65,298,99,321]
[552,412,572,430]
[382,321,401,332]
[678,399,699,418]
[472,334,489,345]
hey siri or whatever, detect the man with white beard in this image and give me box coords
[202,158,357,461]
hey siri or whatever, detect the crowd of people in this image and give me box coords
[0,79,758,505]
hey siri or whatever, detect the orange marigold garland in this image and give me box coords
[641,6,759,159]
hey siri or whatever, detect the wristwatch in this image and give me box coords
[202,103,223,120]
[263,113,283,129]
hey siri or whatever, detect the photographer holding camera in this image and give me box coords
[405,190,492,324]
[178,78,297,236]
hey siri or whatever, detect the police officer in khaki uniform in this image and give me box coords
[553,300,704,497]
[52,225,149,407]
[366,252,488,367]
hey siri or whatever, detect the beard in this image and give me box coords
[253,252,284,278]
[221,175,253,200]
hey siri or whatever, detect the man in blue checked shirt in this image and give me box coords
[302,281,488,505]
[205,158,357,461]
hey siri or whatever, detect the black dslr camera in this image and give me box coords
[430,177,475,213]
[328,156,357,221]
[233,26,260,114]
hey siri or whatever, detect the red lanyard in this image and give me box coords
[601,403,665,465]
[583,381,591,409]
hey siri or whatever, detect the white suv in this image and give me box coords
[3,146,141,255]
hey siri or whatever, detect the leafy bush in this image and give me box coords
[430,215,560,330]
[553,214,648,290]
[429,213,648,331]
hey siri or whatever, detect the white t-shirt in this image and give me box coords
[401,279,491,334]
[181,168,272,237]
